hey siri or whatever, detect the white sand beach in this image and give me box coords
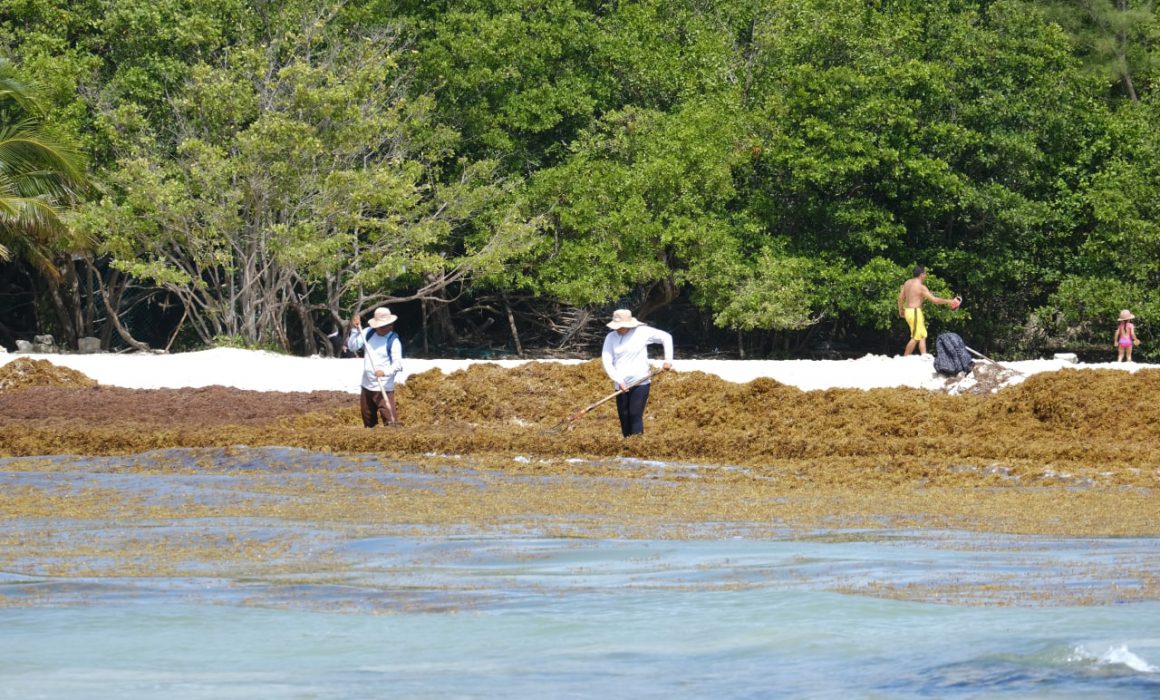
[0,346,1150,393]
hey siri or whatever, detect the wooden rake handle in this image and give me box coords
[567,369,663,423]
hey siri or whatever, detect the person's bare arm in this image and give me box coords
[921,285,953,306]
[898,285,907,317]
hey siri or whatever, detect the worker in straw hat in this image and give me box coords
[601,309,674,438]
[1115,309,1139,363]
[347,307,403,427]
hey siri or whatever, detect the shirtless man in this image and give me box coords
[898,265,959,356]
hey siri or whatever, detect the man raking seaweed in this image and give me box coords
[347,307,403,428]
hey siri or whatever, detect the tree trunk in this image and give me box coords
[421,298,429,354]
[95,273,152,352]
[503,294,523,356]
[1116,0,1138,102]
[41,272,78,350]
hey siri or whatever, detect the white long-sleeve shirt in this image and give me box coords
[601,326,673,389]
[347,328,403,391]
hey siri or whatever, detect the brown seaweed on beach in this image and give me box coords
[0,358,98,391]
[2,358,1158,477]
[1,359,1158,538]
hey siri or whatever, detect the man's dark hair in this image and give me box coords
[913,265,926,277]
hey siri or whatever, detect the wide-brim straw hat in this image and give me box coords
[1118,309,1135,321]
[606,309,643,330]
[368,307,398,328]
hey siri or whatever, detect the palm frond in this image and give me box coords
[0,124,87,197]
[0,57,93,277]
[0,58,45,118]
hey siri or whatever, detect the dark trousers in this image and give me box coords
[360,386,396,427]
[615,383,651,437]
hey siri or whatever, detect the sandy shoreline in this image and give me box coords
[0,346,1153,393]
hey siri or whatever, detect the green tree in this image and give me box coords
[1035,94,1160,355]
[1041,0,1159,102]
[0,59,88,276]
[528,97,750,311]
[733,0,1107,349]
[412,0,608,168]
[519,1,759,322]
[75,4,540,354]
[3,0,1153,357]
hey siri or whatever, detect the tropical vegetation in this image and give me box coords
[0,0,1158,359]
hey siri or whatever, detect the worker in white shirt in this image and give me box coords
[600,309,674,437]
[347,307,403,427]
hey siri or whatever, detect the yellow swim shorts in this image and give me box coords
[904,307,926,340]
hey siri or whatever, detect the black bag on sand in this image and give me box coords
[934,332,974,376]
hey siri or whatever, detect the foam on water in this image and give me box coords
[1081,644,1160,673]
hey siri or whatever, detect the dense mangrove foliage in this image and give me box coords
[1,0,1158,359]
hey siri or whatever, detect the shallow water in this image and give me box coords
[3,592,1159,699]
[0,449,1157,698]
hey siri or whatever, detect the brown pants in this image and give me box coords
[359,386,397,427]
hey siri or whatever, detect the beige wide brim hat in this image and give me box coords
[606,309,643,330]
[368,307,398,328]
[1118,309,1135,321]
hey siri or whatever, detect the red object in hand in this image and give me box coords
[950,296,962,310]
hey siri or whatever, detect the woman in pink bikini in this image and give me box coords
[1114,309,1139,363]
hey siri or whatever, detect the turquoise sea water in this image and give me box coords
[1,449,1157,699]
